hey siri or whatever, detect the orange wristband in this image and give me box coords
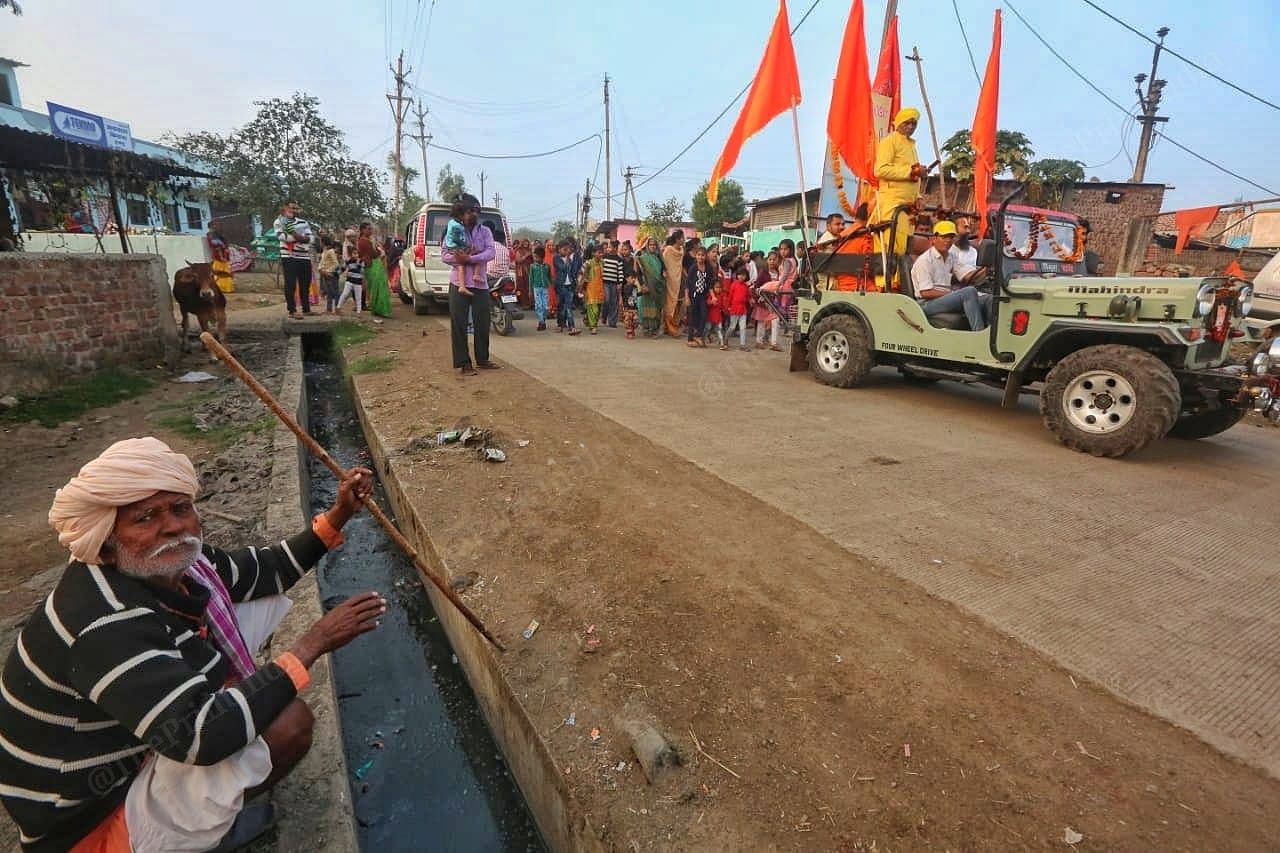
[312,513,344,549]
[275,652,311,691]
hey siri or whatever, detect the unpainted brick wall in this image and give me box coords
[0,254,177,392]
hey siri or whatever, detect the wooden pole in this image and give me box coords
[199,332,507,652]
[104,172,130,254]
[909,47,947,209]
[789,101,813,249]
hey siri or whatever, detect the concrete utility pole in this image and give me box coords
[492,192,501,209]
[1131,26,1170,183]
[478,172,488,205]
[581,178,592,234]
[411,102,432,203]
[603,73,612,220]
[386,50,414,224]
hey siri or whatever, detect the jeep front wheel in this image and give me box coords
[808,314,873,388]
[1041,344,1180,457]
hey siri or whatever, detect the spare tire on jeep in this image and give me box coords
[1041,344,1180,458]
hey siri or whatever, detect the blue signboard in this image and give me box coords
[47,101,108,148]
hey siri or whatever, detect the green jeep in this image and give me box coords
[792,202,1268,457]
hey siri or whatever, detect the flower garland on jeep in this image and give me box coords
[829,142,858,218]
[1036,216,1087,262]
[1003,213,1040,259]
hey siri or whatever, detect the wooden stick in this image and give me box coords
[206,509,246,525]
[200,332,506,652]
[908,47,948,209]
[689,727,741,779]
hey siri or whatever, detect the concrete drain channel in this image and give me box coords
[301,334,544,851]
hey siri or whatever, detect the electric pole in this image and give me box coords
[603,73,612,220]
[581,178,592,234]
[622,166,641,220]
[386,50,414,224]
[492,192,501,209]
[411,102,432,203]
[478,171,487,205]
[1131,26,1170,183]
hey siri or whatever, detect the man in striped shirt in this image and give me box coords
[273,200,314,319]
[0,437,384,851]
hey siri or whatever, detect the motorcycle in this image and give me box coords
[489,273,523,336]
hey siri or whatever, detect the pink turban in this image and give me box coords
[48,437,200,565]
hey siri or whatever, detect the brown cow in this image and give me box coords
[172,262,227,354]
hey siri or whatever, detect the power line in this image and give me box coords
[618,0,823,202]
[1004,0,1277,196]
[951,0,982,87]
[1077,0,1280,112]
[427,133,602,160]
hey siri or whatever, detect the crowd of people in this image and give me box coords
[272,201,405,320]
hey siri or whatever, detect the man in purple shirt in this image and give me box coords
[440,194,500,376]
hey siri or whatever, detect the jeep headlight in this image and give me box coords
[1254,386,1274,412]
[1195,283,1216,317]
[1251,351,1272,376]
[1236,286,1253,317]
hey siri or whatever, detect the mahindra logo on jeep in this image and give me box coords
[1066,284,1172,295]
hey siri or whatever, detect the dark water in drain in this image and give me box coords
[303,335,543,852]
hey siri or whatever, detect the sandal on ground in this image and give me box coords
[769,345,783,352]
[476,362,501,370]
[686,340,699,348]
[459,366,477,377]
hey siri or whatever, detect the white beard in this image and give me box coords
[113,535,203,580]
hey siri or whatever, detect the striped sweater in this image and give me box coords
[0,529,329,851]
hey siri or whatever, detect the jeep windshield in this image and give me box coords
[421,210,507,246]
[1001,214,1078,263]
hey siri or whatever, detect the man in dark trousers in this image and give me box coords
[601,240,624,328]
[440,194,499,377]
[272,201,314,319]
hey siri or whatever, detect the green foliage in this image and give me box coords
[690,179,746,234]
[348,354,396,375]
[332,320,375,348]
[169,93,385,229]
[637,197,688,246]
[941,129,1036,182]
[0,0,21,14]
[512,226,551,243]
[550,220,577,243]
[436,164,467,203]
[156,413,274,450]
[1027,158,1087,208]
[1,369,152,427]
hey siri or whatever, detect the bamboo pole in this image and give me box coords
[908,47,947,209]
[790,101,814,249]
[200,332,506,652]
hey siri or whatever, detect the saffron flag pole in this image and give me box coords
[971,9,1002,237]
[827,0,876,185]
[707,0,802,208]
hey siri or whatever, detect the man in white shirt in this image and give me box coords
[911,220,990,331]
[949,215,980,275]
[815,213,846,246]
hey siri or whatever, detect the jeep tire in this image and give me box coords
[1167,405,1246,440]
[808,314,873,388]
[413,292,433,315]
[1041,344,1180,458]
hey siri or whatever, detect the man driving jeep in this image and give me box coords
[911,220,991,331]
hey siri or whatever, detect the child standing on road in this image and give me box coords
[707,279,727,349]
[529,246,552,330]
[581,245,605,334]
[621,266,640,339]
[318,238,341,313]
[553,241,580,335]
[754,250,781,350]
[726,265,752,351]
[683,244,713,348]
[337,253,364,314]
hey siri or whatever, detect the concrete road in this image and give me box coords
[477,320,1280,776]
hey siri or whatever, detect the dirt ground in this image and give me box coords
[342,312,1280,851]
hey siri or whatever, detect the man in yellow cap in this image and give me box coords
[873,107,931,258]
[910,220,990,331]
[0,436,385,852]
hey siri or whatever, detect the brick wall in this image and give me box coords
[1138,245,1271,280]
[920,179,1166,274]
[0,254,177,393]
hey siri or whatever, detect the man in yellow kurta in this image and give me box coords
[873,107,927,256]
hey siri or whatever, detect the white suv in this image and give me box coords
[399,202,511,314]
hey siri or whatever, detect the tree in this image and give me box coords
[690,179,747,234]
[1,1,21,14]
[1027,158,1086,207]
[512,226,551,243]
[550,220,577,244]
[436,164,467,203]
[636,197,688,246]
[941,129,1035,181]
[170,93,384,228]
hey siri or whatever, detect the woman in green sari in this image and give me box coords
[365,238,393,318]
[637,236,665,338]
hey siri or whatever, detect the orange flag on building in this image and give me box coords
[1174,205,1221,254]
[971,9,1002,237]
[827,0,876,185]
[708,0,801,206]
[870,15,901,138]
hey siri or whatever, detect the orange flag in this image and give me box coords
[971,9,1002,237]
[1174,205,1220,254]
[708,0,801,206]
[871,14,901,137]
[827,0,876,185]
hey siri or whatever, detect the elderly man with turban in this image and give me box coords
[873,107,930,263]
[0,437,384,852]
